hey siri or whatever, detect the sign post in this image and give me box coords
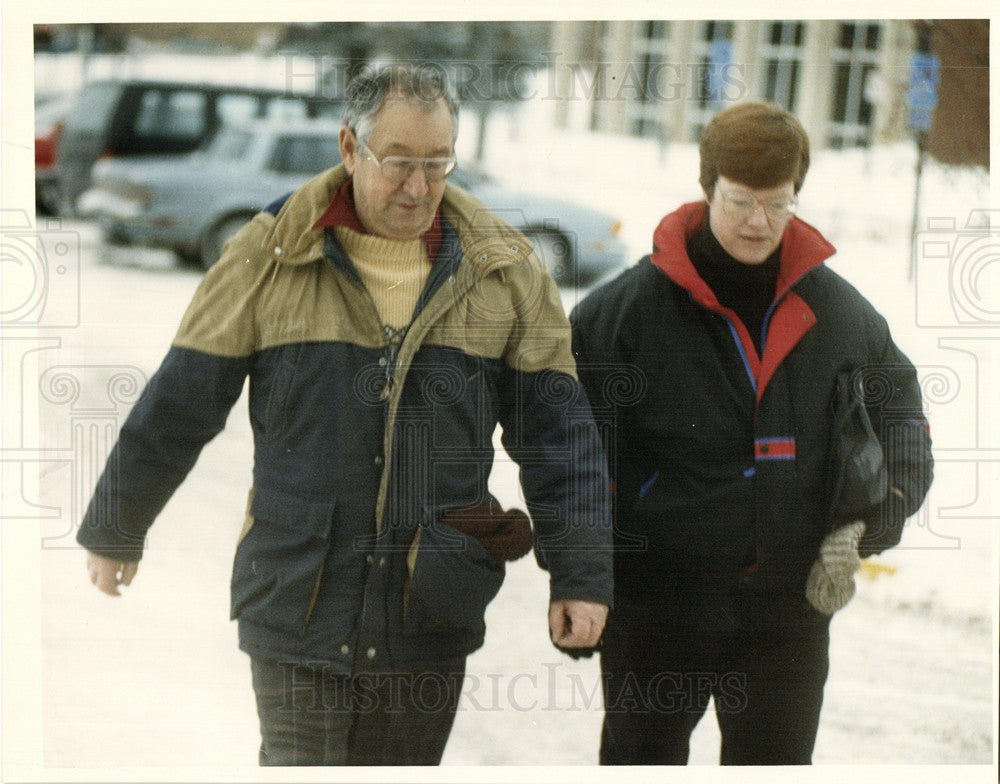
[907,28,940,279]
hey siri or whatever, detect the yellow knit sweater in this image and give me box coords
[334,226,432,331]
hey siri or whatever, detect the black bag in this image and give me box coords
[826,370,888,527]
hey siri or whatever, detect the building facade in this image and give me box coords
[548,20,918,150]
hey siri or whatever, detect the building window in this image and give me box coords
[627,20,670,137]
[759,21,806,111]
[827,21,882,149]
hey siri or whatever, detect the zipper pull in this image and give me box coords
[379,325,406,401]
[378,375,394,402]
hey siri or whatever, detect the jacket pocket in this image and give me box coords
[262,346,300,443]
[628,470,754,570]
[403,522,505,636]
[230,488,335,636]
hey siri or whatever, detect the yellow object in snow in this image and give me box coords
[860,561,898,580]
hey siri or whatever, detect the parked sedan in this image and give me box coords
[80,120,627,282]
[79,119,343,268]
[449,167,626,285]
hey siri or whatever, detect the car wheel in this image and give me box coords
[100,225,130,246]
[173,247,203,267]
[523,228,573,286]
[36,183,60,217]
[200,214,254,270]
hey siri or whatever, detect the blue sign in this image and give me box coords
[907,52,941,132]
[707,40,733,106]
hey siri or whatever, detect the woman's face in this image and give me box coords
[705,175,797,265]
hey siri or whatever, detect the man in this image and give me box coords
[571,102,933,765]
[79,64,612,766]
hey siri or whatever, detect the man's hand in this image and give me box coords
[87,552,139,596]
[549,599,608,649]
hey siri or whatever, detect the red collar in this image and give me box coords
[312,179,444,260]
[650,201,836,306]
[650,201,836,404]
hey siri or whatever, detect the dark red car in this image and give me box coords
[35,93,75,214]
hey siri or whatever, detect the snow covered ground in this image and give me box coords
[4,82,996,783]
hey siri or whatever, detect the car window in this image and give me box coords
[265,97,309,121]
[267,135,341,174]
[63,82,118,133]
[448,167,492,189]
[134,89,207,142]
[307,102,343,121]
[217,94,261,126]
[210,127,255,161]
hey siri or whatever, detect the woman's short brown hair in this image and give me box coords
[699,102,810,198]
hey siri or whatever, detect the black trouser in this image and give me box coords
[599,597,831,765]
[250,657,465,765]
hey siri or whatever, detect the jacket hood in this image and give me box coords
[259,164,533,276]
[650,201,837,307]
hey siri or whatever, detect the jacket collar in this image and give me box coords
[262,164,532,277]
[311,178,445,260]
[650,200,837,309]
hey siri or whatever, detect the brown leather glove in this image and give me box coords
[440,500,533,562]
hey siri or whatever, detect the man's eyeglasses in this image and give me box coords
[718,188,798,223]
[358,142,457,184]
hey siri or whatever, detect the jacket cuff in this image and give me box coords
[76,517,145,562]
[857,488,908,557]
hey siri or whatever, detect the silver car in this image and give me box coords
[448,167,627,285]
[81,119,627,282]
[79,119,343,269]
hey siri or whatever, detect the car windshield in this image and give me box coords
[449,167,493,190]
[209,127,254,161]
[64,82,118,133]
[268,134,341,174]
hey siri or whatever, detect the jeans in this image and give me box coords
[250,657,466,765]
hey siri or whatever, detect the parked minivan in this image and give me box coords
[52,78,339,216]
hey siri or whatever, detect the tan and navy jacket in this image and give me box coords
[78,164,613,669]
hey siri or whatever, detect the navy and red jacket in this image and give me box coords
[571,201,932,606]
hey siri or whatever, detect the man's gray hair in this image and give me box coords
[343,63,460,147]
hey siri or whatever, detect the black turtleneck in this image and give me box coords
[686,219,781,355]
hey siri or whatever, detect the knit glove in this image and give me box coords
[805,520,866,615]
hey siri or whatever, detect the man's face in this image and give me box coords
[340,95,454,240]
[705,175,797,265]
